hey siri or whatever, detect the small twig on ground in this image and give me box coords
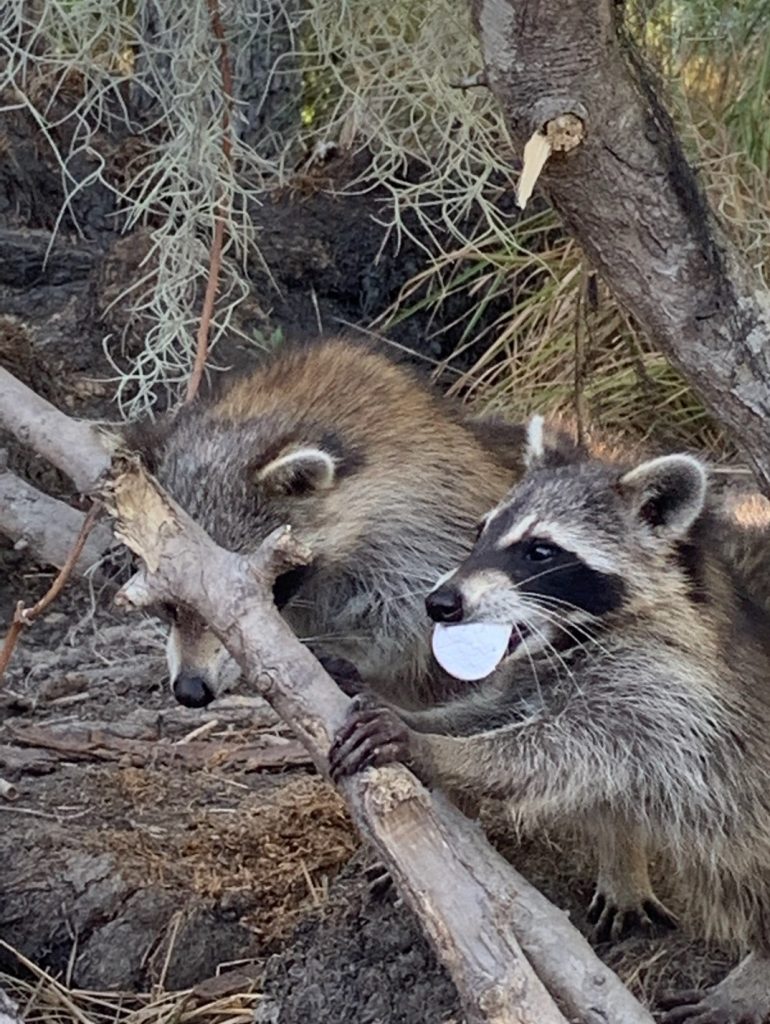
[185,0,234,403]
[0,503,101,684]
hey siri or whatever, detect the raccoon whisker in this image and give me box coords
[521,591,605,623]
[299,633,371,644]
[527,597,607,647]
[518,616,579,691]
[513,619,545,707]
[526,601,613,663]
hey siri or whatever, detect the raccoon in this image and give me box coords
[330,417,770,1023]
[126,337,521,709]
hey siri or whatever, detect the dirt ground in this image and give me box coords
[0,574,737,1024]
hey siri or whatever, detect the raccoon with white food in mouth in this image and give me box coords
[330,416,770,1024]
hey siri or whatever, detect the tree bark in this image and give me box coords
[103,458,654,1024]
[470,0,770,492]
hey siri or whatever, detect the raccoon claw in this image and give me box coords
[588,889,677,944]
[365,859,396,900]
[659,987,762,1024]
[328,700,411,781]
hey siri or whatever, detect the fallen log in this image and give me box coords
[102,453,654,1024]
[6,721,311,772]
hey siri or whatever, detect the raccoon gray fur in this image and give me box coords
[330,417,770,1023]
[125,336,522,710]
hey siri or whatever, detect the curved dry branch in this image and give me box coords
[103,456,654,1024]
[471,0,770,492]
[0,368,112,493]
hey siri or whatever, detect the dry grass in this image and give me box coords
[1,947,265,1024]
[92,775,358,944]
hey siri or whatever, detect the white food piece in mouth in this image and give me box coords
[431,622,512,682]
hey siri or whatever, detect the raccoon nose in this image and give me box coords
[425,586,464,624]
[172,672,215,708]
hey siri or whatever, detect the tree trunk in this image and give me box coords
[470,0,770,491]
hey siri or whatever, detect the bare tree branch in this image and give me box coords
[102,456,654,1024]
[0,503,102,682]
[0,368,112,493]
[470,0,770,492]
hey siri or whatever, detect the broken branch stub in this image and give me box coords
[101,456,654,1024]
[516,109,586,210]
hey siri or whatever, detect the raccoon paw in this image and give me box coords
[659,954,770,1024]
[587,888,677,944]
[659,988,764,1024]
[328,699,411,781]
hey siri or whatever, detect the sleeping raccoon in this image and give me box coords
[330,417,770,1023]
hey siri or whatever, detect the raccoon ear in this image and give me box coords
[524,415,584,469]
[618,454,707,537]
[257,446,337,496]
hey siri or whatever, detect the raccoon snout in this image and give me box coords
[425,586,464,624]
[172,672,215,708]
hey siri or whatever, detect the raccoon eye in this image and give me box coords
[524,539,560,562]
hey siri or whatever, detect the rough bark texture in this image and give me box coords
[471,0,770,491]
[103,459,653,1024]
